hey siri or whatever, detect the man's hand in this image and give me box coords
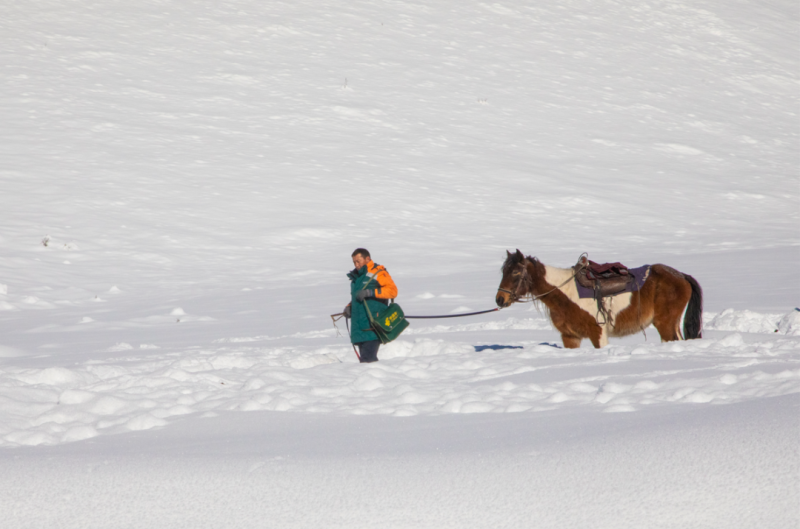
[343,304,351,318]
[355,289,372,302]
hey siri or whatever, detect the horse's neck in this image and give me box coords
[541,265,575,293]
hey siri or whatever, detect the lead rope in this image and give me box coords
[345,317,361,361]
[330,312,360,361]
[406,307,500,319]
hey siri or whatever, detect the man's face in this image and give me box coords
[352,253,369,270]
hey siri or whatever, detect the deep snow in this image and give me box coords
[1,0,798,527]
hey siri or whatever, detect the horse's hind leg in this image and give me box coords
[561,335,582,348]
[652,267,693,342]
[653,313,682,342]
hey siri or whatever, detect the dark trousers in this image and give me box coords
[357,340,380,363]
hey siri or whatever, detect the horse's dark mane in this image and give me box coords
[501,252,537,274]
[500,251,546,316]
[501,252,523,274]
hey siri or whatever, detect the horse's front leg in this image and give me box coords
[591,327,609,348]
[562,335,582,348]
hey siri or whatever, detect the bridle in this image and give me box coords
[497,258,575,305]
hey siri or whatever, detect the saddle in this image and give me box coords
[573,254,634,298]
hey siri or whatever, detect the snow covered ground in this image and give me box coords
[1,0,798,527]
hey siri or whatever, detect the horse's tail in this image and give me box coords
[683,274,703,339]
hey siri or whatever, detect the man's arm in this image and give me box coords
[373,268,398,299]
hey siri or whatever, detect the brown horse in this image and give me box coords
[495,250,703,348]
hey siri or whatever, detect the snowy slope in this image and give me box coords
[2,0,797,296]
[1,0,798,527]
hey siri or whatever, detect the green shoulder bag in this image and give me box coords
[362,301,410,344]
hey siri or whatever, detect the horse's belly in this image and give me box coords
[574,293,633,336]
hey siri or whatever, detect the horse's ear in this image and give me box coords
[515,249,524,258]
[506,250,512,257]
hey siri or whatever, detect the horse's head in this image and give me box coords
[496,249,531,308]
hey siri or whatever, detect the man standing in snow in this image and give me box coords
[343,248,398,363]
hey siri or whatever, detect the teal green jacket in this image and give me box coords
[347,265,390,344]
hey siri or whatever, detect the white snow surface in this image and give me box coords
[1,0,799,527]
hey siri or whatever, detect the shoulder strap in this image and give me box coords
[360,270,379,291]
[362,299,376,323]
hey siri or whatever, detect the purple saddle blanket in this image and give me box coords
[575,265,651,299]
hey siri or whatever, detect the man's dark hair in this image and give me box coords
[351,248,371,259]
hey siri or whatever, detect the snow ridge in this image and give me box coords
[2,333,798,447]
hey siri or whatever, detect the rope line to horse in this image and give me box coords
[406,307,500,319]
[330,306,500,359]
[331,307,500,323]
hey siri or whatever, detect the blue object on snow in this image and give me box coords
[474,343,562,351]
[474,345,523,352]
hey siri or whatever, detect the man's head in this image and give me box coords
[352,248,371,269]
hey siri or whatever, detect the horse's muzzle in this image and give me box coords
[496,287,515,308]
